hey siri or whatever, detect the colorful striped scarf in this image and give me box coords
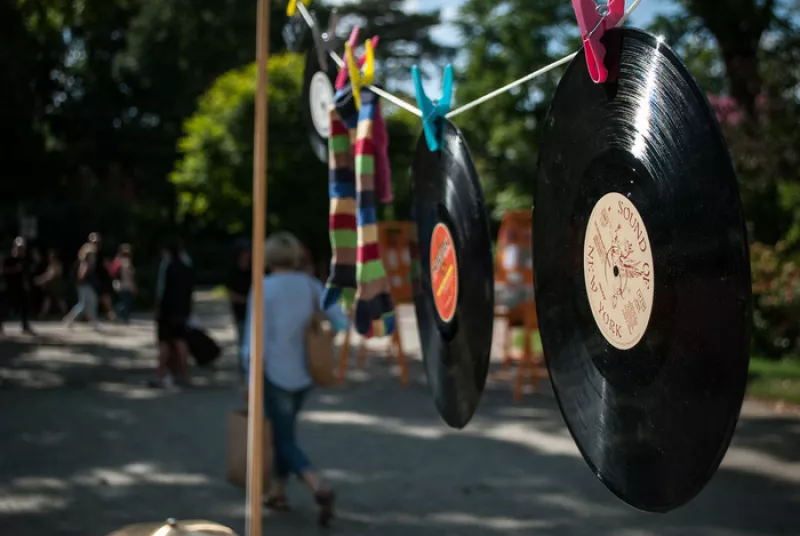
[322,88,395,338]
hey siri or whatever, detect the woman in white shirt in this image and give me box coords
[242,232,348,526]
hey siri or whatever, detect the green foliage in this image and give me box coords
[453,0,574,222]
[748,355,800,405]
[171,52,421,259]
[382,109,421,221]
[331,0,454,84]
[170,54,325,245]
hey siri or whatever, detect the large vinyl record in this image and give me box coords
[411,119,494,429]
[302,44,338,163]
[533,28,752,513]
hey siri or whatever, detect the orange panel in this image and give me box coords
[495,210,537,328]
[378,221,414,304]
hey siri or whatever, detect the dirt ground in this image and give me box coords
[0,292,798,535]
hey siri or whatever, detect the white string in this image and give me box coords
[293,0,640,121]
[445,0,642,119]
[295,2,423,116]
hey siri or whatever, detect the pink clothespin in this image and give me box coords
[335,27,379,90]
[571,0,624,83]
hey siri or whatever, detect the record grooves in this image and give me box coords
[411,119,495,430]
[533,28,752,513]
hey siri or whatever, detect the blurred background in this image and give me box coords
[1,1,799,534]
[4,0,799,393]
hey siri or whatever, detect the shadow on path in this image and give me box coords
[0,295,798,535]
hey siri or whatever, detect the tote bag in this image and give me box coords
[305,281,337,386]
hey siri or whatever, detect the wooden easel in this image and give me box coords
[336,222,411,387]
[336,314,408,386]
[493,210,549,400]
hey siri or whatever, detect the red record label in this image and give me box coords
[430,223,459,323]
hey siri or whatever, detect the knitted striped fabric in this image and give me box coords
[321,104,357,311]
[351,89,396,338]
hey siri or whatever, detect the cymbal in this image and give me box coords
[107,518,238,536]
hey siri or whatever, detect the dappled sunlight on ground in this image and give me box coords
[0,292,799,535]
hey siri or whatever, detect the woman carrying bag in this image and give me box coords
[241,231,348,527]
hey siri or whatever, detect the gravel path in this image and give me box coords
[0,292,798,535]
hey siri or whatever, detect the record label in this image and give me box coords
[430,222,458,323]
[309,71,334,138]
[583,192,654,350]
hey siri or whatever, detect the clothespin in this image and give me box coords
[286,0,310,17]
[334,28,379,90]
[335,27,361,90]
[343,39,375,110]
[411,64,453,152]
[571,0,624,83]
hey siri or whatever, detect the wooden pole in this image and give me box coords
[246,0,270,535]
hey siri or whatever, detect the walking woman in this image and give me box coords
[36,249,68,318]
[112,244,136,323]
[64,243,100,330]
[242,232,348,527]
[153,238,194,388]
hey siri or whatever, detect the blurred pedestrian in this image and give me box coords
[1,237,35,335]
[226,246,251,378]
[88,232,117,322]
[111,243,136,323]
[35,249,68,318]
[29,247,45,314]
[242,231,347,526]
[63,243,101,331]
[152,237,194,388]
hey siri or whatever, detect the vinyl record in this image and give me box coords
[411,119,494,429]
[533,28,751,513]
[302,43,338,163]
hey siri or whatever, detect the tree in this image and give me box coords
[0,0,69,202]
[327,0,455,85]
[651,0,794,117]
[170,51,421,263]
[451,0,577,221]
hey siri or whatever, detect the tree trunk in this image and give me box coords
[687,0,776,118]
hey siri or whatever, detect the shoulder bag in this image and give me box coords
[305,279,337,386]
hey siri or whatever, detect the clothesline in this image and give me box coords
[296,0,642,120]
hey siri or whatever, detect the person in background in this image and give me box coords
[64,243,101,331]
[88,232,117,322]
[0,253,6,335]
[153,237,194,388]
[29,247,45,314]
[36,249,68,318]
[111,244,136,323]
[226,246,251,378]
[242,231,348,527]
[2,238,35,335]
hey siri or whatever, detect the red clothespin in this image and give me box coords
[571,0,624,83]
[335,27,379,90]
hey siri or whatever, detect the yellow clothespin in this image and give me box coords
[286,0,310,17]
[344,40,375,110]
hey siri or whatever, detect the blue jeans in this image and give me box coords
[115,290,133,323]
[264,381,312,479]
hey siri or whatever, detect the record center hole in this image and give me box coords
[613,266,619,277]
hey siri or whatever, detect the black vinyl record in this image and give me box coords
[533,28,752,513]
[302,44,338,164]
[411,119,495,430]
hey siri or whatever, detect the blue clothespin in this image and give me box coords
[411,64,453,152]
